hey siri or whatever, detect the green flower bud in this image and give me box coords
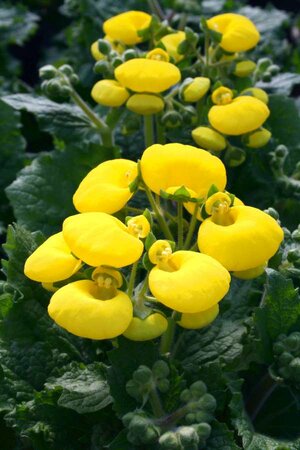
[244,128,271,148]
[180,389,191,403]
[152,360,170,378]
[273,341,285,355]
[126,379,141,401]
[182,77,211,103]
[195,411,212,423]
[257,57,272,71]
[133,365,153,384]
[279,351,293,365]
[59,64,74,76]
[292,228,300,241]
[279,366,291,378]
[39,64,57,80]
[94,60,111,75]
[264,207,279,220]
[161,110,182,128]
[185,413,196,424]
[224,147,246,167]
[123,49,137,61]
[70,74,79,85]
[192,126,226,151]
[159,431,180,449]
[198,394,216,412]
[194,422,211,439]
[234,60,256,77]
[178,426,199,446]
[268,64,280,75]
[275,145,288,158]
[241,87,269,104]
[190,381,207,398]
[98,39,112,55]
[122,412,135,427]
[112,57,124,68]
[287,249,300,264]
[156,378,170,393]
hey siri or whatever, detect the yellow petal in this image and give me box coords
[48,280,133,339]
[63,212,144,267]
[178,304,219,329]
[73,159,137,214]
[123,313,168,341]
[184,194,243,221]
[91,80,129,107]
[24,232,81,283]
[103,11,152,45]
[241,87,269,104]
[246,128,271,148]
[233,263,266,279]
[160,31,186,62]
[126,94,164,115]
[192,126,226,151]
[115,58,181,93]
[198,206,284,271]
[207,13,260,52]
[208,96,270,135]
[140,143,227,197]
[183,77,211,103]
[149,250,230,313]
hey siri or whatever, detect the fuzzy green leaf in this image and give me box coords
[0,4,39,45]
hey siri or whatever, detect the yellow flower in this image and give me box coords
[90,36,124,61]
[126,94,164,115]
[147,48,170,62]
[208,96,270,135]
[192,126,226,152]
[184,193,243,221]
[211,86,233,105]
[123,313,168,341]
[182,77,211,103]
[160,31,186,62]
[127,215,151,238]
[178,304,219,329]
[63,212,144,267]
[24,232,81,283]
[91,80,129,107]
[48,279,133,339]
[241,87,269,104]
[198,205,284,271]
[245,128,271,148]
[149,249,231,313]
[73,159,137,214]
[140,143,227,198]
[207,13,260,52]
[233,263,266,279]
[103,11,152,46]
[234,60,256,77]
[115,58,181,93]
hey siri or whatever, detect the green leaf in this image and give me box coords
[206,420,241,450]
[0,99,26,221]
[6,144,112,235]
[257,73,300,95]
[256,269,300,341]
[238,6,289,35]
[0,3,39,45]
[0,362,34,414]
[2,94,95,142]
[267,95,300,149]
[108,430,135,450]
[45,362,112,414]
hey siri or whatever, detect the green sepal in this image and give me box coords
[207,184,219,198]
[143,253,154,271]
[128,175,140,193]
[145,232,157,252]
[143,208,153,227]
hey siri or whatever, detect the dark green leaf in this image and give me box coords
[0,4,39,45]
[267,95,300,148]
[238,6,289,35]
[206,420,241,450]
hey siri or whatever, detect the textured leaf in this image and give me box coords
[206,420,241,450]
[238,6,289,35]
[0,4,39,45]
[0,99,26,221]
[46,362,112,414]
[6,144,112,235]
[267,95,300,148]
[257,73,300,95]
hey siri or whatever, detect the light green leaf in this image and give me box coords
[257,73,300,95]
[238,6,289,35]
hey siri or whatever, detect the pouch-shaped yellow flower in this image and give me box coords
[48,280,133,339]
[140,143,227,198]
[207,13,260,52]
[63,212,144,267]
[160,31,186,62]
[192,126,226,151]
[91,80,129,107]
[126,94,164,115]
[149,251,230,313]
[241,87,269,104]
[103,11,151,45]
[73,159,137,214]
[178,304,219,329]
[123,313,168,341]
[198,206,284,271]
[208,96,270,135]
[183,77,211,103]
[245,128,271,148]
[115,58,181,93]
[24,232,81,283]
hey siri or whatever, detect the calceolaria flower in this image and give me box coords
[192,126,226,152]
[148,242,231,313]
[140,143,227,198]
[207,13,260,52]
[233,60,256,77]
[178,304,219,329]
[123,313,168,341]
[91,80,130,107]
[198,204,284,272]
[182,77,211,103]
[115,58,181,93]
[48,268,133,339]
[244,128,271,148]
[103,11,152,45]
[159,31,186,62]
[63,212,144,267]
[24,232,81,283]
[126,94,164,115]
[73,159,137,214]
[91,36,124,61]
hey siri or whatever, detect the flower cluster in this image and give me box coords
[24,142,283,343]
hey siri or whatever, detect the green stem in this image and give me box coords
[126,206,144,214]
[184,203,199,249]
[160,312,179,355]
[149,388,165,417]
[190,241,198,251]
[70,89,113,146]
[147,0,165,20]
[204,31,210,67]
[144,115,155,148]
[177,202,184,249]
[143,183,174,240]
[136,275,149,309]
[127,261,139,298]
[178,12,187,30]
[156,115,166,144]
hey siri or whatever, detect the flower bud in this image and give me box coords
[159,431,180,449]
[233,60,256,77]
[192,126,226,152]
[39,64,57,80]
[91,79,129,107]
[160,31,186,62]
[161,110,182,128]
[152,360,170,378]
[126,94,164,115]
[233,263,266,279]
[241,87,269,104]
[93,60,111,76]
[178,304,219,329]
[211,86,233,105]
[182,77,211,103]
[147,48,170,62]
[97,38,111,55]
[123,313,168,341]
[244,128,271,148]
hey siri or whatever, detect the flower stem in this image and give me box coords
[184,203,199,249]
[156,115,166,144]
[177,202,184,249]
[144,115,155,148]
[160,312,179,355]
[127,261,139,298]
[69,89,113,147]
[143,183,174,240]
[149,388,165,417]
